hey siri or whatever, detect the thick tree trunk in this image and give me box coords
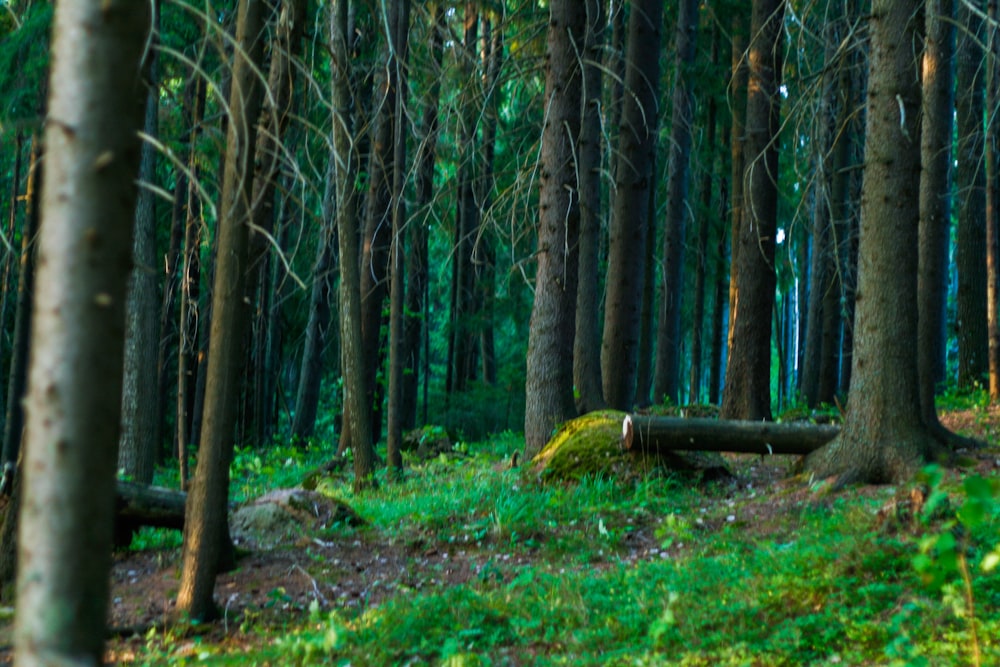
[621,414,839,456]
[176,0,266,623]
[654,0,699,405]
[721,0,785,421]
[806,0,939,485]
[14,0,149,661]
[524,0,585,456]
[600,0,665,410]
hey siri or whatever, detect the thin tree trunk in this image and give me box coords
[176,0,267,622]
[987,0,1000,401]
[654,0,699,405]
[727,14,749,354]
[120,15,161,485]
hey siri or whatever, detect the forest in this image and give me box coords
[1,0,1000,663]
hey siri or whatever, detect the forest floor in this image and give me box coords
[2,405,1000,665]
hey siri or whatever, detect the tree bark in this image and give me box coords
[573,0,607,414]
[622,414,839,456]
[987,0,1000,401]
[721,0,785,421]
[600,0,665,410]
[176,0,267,622]
[524,0,585,456]
[806,0,940,485]
[654,0,699,405]
[14,0,149,661]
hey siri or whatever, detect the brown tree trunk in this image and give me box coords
[727,14,749,355]
[987,0,1000,401]
[332,0,377,489]
[955,0,988,389]
[176,0,267,622]
[14,0,149,659]
[721,0,785,421]
[806,0,940,485]
[524,0,586,456]
[654,0,699,406]
[600,0,665,410]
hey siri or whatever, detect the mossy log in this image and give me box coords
[531,411,730,481]
[621,414,839,455]
[114,481,186,545]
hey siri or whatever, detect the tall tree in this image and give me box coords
[600,0,665,410]
[524,0,585,455]
[653,0,699,405]
[119,2,161,485]
[806,0,940,484]
[720,0,785,421]
[14,0,149,660]
[332,0,378,488]
[573,0,606,414]
[954,0,988,389]
[176,0,267,621]
[988,0,1000,400]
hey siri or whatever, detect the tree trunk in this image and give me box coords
[120,23,161,485]
[332,0,377,489]
[524,0,585,456]
[402,4,445,429]
[955,0,988,389]
[721,0,785,421]
[14,0,149,661]
[653,0,699,405]
[176,0,267,622]
[621,414,839,456]
[387,0,411,476]
[806,0,939,485]
[573,0,607,414]
[727,14,749,355]
[600,0,665,410]
[987,0,1000,401]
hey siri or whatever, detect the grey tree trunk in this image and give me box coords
[524,0,586,456]
[120,25,161,485]
[14,0,149,661]
[176,0,267,622]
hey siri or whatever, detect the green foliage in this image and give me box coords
[0,1,51,127]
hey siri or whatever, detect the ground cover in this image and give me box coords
[6,405,1000,666]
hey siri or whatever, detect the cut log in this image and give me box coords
[621,414,839,456]
[114,481,186,546]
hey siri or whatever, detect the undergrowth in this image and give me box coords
[124,428,1000,666]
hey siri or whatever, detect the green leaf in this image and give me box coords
[963,475,994,502]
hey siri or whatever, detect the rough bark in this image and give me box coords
[806,0,940,485]
[332,0,377,489]
[524,0,585,456]
[600,0,665,410]
[119,30,161,485]
[654,0,699,405]
[176,0,266,622]
[721,0,785,421]
[727,14,749,354]
[573,0,607,414]
[622,414,839,456]
[14,0,148,661]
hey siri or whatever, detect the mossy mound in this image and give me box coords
[531,410,731,482]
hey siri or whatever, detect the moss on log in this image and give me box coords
[530,411,730,482]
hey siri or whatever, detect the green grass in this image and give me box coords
[123,429,1000,666]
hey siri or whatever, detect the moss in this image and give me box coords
[530,411,730,482]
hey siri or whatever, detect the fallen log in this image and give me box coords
[114,481,186,545]
[621,414,839,456]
